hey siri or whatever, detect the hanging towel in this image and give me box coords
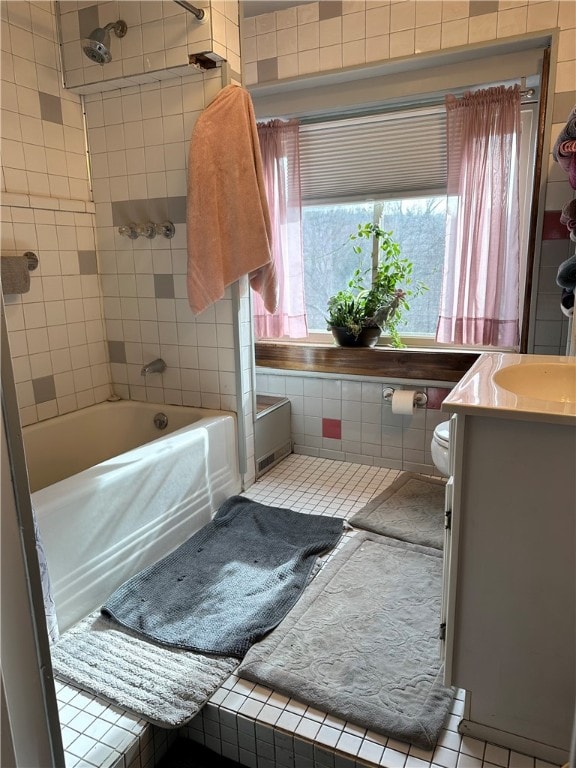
[552,106,576,161]
[560,199,576,232]
[1,255,30,295]
[556,253,576,291]
[561,288,574,317]
[187,85,278,315]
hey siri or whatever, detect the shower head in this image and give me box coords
[82,20,127,65]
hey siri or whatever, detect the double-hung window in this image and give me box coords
[299,105,448,343]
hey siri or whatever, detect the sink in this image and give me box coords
[443,353,576,424]
[492,362,576,403]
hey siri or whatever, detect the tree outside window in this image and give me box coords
[302,197,447,338]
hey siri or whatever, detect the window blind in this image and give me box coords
[299,107,447,204]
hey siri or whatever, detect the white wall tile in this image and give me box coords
[415,24,441,53]
[390,28,414,58]
[441,18,468,48]
[497,5,528,37]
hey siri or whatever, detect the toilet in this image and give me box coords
[431,420,450,476]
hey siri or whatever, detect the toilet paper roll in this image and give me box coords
[391,389,416,416]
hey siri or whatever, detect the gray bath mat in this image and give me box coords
[349,472,446,549]
[51,612,238,728]
[102,496,344,657]
[238,532,454,751]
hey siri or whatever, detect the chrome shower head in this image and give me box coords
[82,20,127,64]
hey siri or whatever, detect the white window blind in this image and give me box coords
[299,107,447,204]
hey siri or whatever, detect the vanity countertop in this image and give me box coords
[442,352,576,425]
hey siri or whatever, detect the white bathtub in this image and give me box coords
[24,400,241,633]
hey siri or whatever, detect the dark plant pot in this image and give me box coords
[330,326,381,347]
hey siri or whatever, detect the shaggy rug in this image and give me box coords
[349,472,446,549]
[102,496,344,657]
[238,532,454,750]
[51,612,238,727]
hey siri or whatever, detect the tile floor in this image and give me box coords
[56,454,561,768]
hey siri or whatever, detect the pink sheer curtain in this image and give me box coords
[253,119,308,339]
[436,86,521,347]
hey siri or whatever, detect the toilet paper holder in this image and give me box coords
[382,387,428,408]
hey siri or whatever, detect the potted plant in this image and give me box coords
[326,223,426,348]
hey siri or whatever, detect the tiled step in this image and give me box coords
[57,456,560,768]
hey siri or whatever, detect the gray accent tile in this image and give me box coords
[39,92,63,125]
[78,4,100,39]
[154,274,175,299]
[111,200,140,228]
[167,196,187,224]
[230,69,243,84]
[107,340,127,364]
[111,197,187,227]
[78,250,98,275]
[257,58,278,83]
[469,1,499,17]
[553,91,576,123]
[319,1,342,21]
[32,375,56,404]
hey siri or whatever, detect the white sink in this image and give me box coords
[492,362,576,403]
[443,353,576,424]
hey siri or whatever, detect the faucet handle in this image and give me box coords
[135,222,156,239]
[155,221,175,239]
[118,223,138,239]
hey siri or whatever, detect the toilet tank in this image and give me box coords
[255,395,292,477]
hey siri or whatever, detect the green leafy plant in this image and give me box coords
[326,223,427,348]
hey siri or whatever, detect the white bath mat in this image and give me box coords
[51,612,238,728]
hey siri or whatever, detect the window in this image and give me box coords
[296,101,537,346]
[298,106,448,342]
[251,40,546,356]
[302,197,447,337]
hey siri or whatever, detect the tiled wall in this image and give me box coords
[242,0,576,356]
[537,206,574,353]
[2,199,112,426]
[1,0,258,480]
[1,0,112,427]
[59,0,241,93]
[83,70,245,411]
[1,2,90,200]
[256,370,451,474]
[77,1,257,480]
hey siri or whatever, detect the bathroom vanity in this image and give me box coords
[441,354,576,765]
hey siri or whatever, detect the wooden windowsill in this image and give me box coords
[255,341,480,382]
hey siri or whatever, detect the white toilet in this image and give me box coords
[431,420,450,476]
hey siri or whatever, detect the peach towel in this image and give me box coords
[187,85,278,315]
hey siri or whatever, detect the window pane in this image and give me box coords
[302,203,374,331]
[302,198,446,336]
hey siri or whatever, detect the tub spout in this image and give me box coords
[141,358,166,376]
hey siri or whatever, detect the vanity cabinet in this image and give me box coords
[441,356,576,766]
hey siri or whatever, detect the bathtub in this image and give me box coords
[24,400,241,633]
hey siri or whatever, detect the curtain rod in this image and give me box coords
[173,0,205,20]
